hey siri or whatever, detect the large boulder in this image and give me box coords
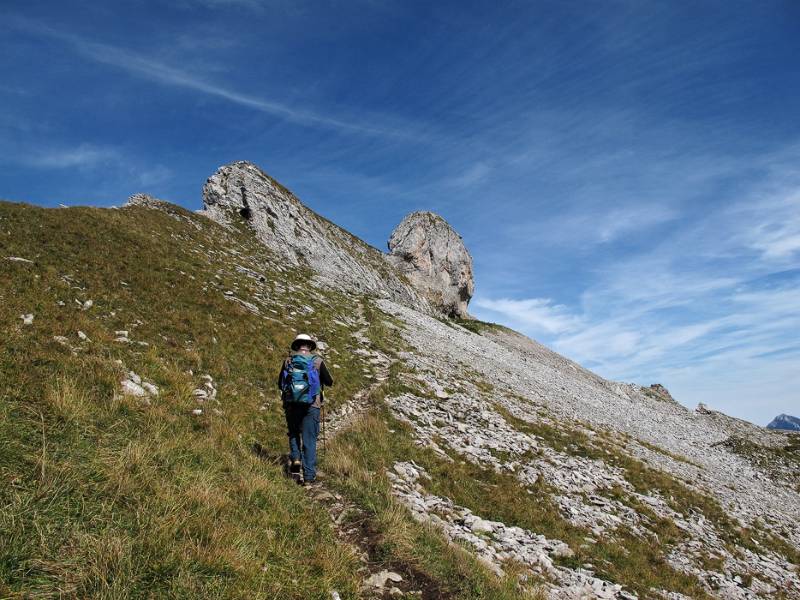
[386,211,474,318]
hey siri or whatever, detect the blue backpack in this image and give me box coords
[281,354,321,403]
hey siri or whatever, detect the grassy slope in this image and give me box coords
[2,200,796,599]
[0,201,373,598]
[0,201,530,599]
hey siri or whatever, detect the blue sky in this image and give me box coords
[2,1,798,424]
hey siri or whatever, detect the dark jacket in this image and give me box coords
[277,352,333,407]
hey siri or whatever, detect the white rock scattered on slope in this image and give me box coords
[20,314,34,325]
[388,461,629,599]
[121,371,159,400]
[363,570,403,589]
[121,379,147,397]
[377,299,800,598]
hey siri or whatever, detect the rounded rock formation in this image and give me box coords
[387,211,474,318]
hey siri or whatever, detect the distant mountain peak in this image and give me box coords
[766,413,800,431]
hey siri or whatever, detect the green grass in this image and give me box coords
[0,201,369,598]
[324,407,547,600]
[449,316,509,336]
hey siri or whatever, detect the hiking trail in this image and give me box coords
[306,301,446,599]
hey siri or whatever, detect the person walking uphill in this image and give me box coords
[278,334,333,485]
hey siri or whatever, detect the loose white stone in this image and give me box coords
[121,379,147,397]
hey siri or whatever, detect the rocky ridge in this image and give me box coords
[198,161,478,319]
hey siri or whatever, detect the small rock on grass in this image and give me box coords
[364,570,403,589]
[20,314,34,325]
[121,379,147,397]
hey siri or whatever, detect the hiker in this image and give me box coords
[278,333,333,485]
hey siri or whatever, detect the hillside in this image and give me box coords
[1,165,799,599]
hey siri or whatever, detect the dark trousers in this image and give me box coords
[283,403,320,481]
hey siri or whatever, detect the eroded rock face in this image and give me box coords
[199,161,429,311]
[647,383,676,403]
[387,211,474,318]
[126,193,168,208]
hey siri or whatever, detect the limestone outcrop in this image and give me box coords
[198,161,475,319]
[198,161,429,311]
[126,193,169,208]
[386,211,474,318]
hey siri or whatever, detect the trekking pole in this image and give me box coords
[321,402,326,457]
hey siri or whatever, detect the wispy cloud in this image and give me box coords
[445,162,492,188]
[740,190,800,260]
[25,144,117,169]
[5,16,421,140]
[473,296,582,335]
[472,153,800,424]
[0,84,29,96]
[527,203,679,247]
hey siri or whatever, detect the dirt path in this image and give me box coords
[307,302,450,600]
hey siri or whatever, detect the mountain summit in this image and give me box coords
[198,161,474,318]
[767,414,800,432]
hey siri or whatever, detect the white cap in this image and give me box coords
[290,333,317,351]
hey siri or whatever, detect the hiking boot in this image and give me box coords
[289,460,301,474]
